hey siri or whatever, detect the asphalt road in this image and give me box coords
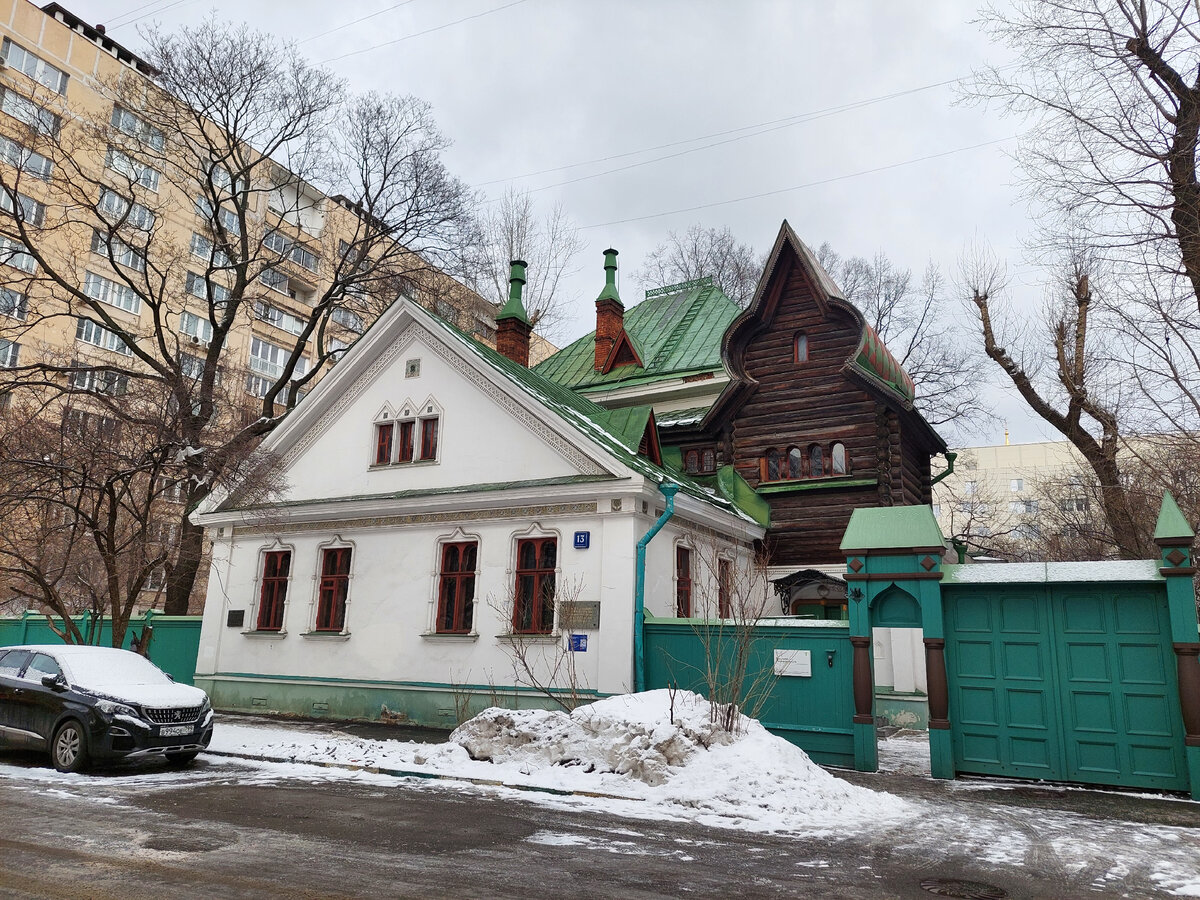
[0,752,1195,899]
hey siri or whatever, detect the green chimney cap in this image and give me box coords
[1153,491,1195,543]
[596,248,622,305]
[497,259,530,324]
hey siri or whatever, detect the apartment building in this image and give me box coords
[0,1,498,613]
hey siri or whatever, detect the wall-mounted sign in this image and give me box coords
[573,531,590,549]
[559,601,600,630]
[569,634,588,652]
[774,649,812,677]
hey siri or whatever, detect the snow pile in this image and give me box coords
[211,691,909,833]
[453,691,906,827]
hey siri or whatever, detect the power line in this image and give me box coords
[108,0,196,30]
[579,135,1017,230]
[298,0,422,45]
[319,0,531,65]
[480,76,964,189]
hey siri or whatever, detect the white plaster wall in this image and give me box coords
[195,506,658,699]
[283,328,584,503]
[872,627,927,694]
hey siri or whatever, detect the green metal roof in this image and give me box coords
[1154,491,1195,543]
[533,277,739,392]
[840,505,945,552]
[413,311,763,526]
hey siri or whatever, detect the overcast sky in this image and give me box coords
[68,0,1053,447]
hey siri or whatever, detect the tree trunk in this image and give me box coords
[164,516,205,615]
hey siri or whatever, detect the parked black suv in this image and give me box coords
[0,645,213,772]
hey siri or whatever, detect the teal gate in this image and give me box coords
[943,579,1188,791]
[643,616,854,767]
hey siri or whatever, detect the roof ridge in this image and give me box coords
[644,275,713,299]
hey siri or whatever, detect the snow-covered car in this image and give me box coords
[0,645,213,773]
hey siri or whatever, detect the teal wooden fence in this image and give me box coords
[643,616,854,767]
[0,611,203,685]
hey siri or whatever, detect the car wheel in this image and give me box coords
[165,750,199,767]
[51,720,89,773]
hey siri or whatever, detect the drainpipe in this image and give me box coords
[929,450,957,487]
[634,482,679,693]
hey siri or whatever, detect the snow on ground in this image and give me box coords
[211,689,910,834]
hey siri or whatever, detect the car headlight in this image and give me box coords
[95,699,140,719]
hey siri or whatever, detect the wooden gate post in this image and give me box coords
[1155,492,1200,800]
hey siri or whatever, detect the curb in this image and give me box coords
[204,749,644,802]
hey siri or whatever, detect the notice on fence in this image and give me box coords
[774,649,812,677]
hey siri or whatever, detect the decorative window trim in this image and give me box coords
[508,522,560,636]
[309,537,354,635]
[760,441,852,485]
[673,539,695,618]
[249,542,294,634]
[369,396,442,468]
[429,527,481,636]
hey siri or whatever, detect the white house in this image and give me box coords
[191,263,766,726]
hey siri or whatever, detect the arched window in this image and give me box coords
[765,447,782,481]
[787,446,804,480]
[808,443,824,477]
[831,442,848,475]
[684,449,700,473]
[794,332,809,364]
[700,448,716,473]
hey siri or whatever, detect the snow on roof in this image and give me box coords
[941,559,1164,585]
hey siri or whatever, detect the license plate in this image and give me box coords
[159,725,193,737]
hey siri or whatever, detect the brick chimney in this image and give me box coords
[594,248,623,371]
[495,259,532,367]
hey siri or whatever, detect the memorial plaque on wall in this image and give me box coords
[559,601,600,630]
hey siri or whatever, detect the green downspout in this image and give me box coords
[929,450,957,487]
[634,482,679,693]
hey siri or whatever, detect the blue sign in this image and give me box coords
[569,634,587,652]
[573,531,590,549]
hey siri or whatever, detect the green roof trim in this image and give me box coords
[716,466,770,528]
[1154,491,1195,543]
[840,505,945,552]
[534,278,739,391]
[852,324,915,403]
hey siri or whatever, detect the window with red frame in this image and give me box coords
[374,423,393,465]
[315,547,351,631]
[718,558,732,619]
[676,546,692,617]
[256,550,291,630]
[513,537,556,634]
[436,541,477,633]
[397,420,414,462]
[419,416,438,460]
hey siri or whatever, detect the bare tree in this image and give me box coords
[817,244,987,432]
[0,19,476,616]
[637,224,765,307]
[469,187,582,342]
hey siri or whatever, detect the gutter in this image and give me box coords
[633,482,679,693]
[929,450,957,487]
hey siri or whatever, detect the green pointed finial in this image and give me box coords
[596,248,622,305]
[496,259,530,324]
[1154,491,1195,544]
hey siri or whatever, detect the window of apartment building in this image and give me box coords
[105,146,159,192]
[185,271,231,306]
[98,188,155,231]
[932,503,942,518]
[180,310,213,345]
[194,196,240,236]
[207,163,246,197]
[68,363,129,396]
[328,336,350,360]
[0,391,10,414]
[964,480,978,496]
[0,136,51,180]
[1010,478,1024,492]
[254,300,306,336]
[180,352,219,382]
[0,287,26,321]
[513,537,556,634]
[315,546,352,632]
[249,337,307,382]
[436,541,477,634]
[83,270,141,314]
[63,407,120,440]
[256,549,291,632]
[110,107,164,151]
[473,320,496,343]
[264,229,318,273]
[1060,497,1090,513]
[76,317,132,356]
[189,232,230,267]
[90,230,145,272]
[676,546,693,617]
[1,39,69,95]
[0,188,44,226]
[0,338,18,368]
[1,87,61,135]
[0,235,35,273]
[157,477,187,503]
[330,306,363,334]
